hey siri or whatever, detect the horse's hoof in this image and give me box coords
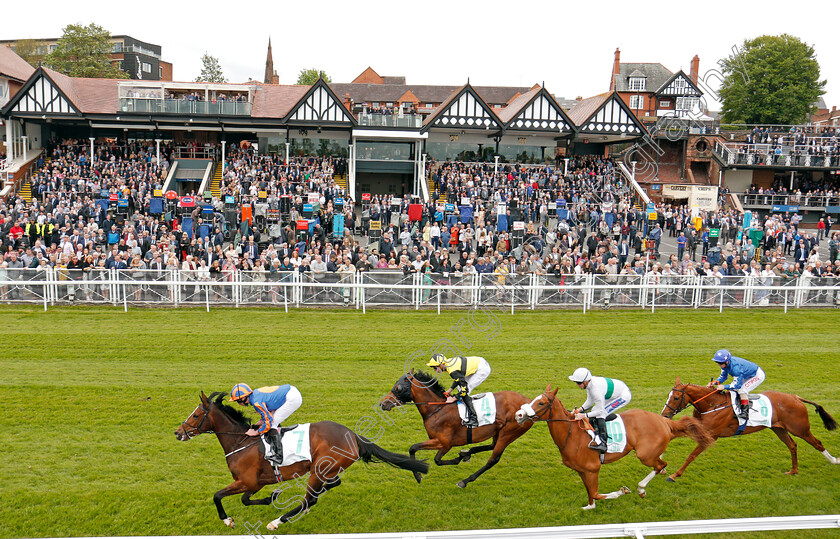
[456,480,467,489]
[223,518,234,528]
[620,486,631,495]
[785,469,799,475]
[638,490,646,499]
[413,471,423,484]
[459,450,472,462]
[582,503,596,510]
[266,521,278,531]
[666,476,675,483]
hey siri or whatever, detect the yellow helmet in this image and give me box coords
[427,353,446,368]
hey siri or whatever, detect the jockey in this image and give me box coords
[569,368,632,454]
[427,354,491,428]
[230,383,303,466]
[706,349,765,420]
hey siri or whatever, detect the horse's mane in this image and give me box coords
[412,370,447,398]
[209,391,251,428]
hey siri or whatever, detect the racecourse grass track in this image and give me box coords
[1,306,839,538]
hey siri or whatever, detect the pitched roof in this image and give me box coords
[251,84,310,118]
[397,89,419,103]
[330,82,530,106]
[352,67,383,84]
[495,87,540,123]
[613,63,673,92]
[567,93,610,126]
[0,45,35,83]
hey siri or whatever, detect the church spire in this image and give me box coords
[264,38,278,84]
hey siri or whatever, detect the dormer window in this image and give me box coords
[629,77,646,91]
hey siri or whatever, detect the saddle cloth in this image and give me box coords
[729,392,773,428]
[586,415,628,454]
[261,423,312,466]
[457,393,496,427]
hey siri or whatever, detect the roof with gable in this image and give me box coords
[0,45,35,83]
[613,63,673,93]
[567,93,610,126]
[330,82,531,106]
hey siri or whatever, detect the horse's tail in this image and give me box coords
[798,397,838,431]
[669,416,715,450]
[354,434,430,475]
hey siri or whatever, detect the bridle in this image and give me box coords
[179,400,255,455]
[664,385,722,416]
[522,392,579,452]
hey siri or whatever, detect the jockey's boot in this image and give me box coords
[589,417,608,453]
[462,396,479,428]
[266,428,284,466]
[738,400,750,421]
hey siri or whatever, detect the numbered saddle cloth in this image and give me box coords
[261,423,312,466]
[586,415,628,454]
[457,393,496,427]
[729,392,773,428]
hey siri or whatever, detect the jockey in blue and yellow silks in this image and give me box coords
[230,383,302,466]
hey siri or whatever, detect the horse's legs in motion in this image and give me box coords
[456,432,516,489]
[241,490,273,506]
[771,426,800,475]
[410,439,452,483]
[267,474,327,529]
[783,420,840,465]
[668,439,715,481]
[577,469,631,510]
[636,453,668,498]
[213,480,251,527]
[459,435,498,462]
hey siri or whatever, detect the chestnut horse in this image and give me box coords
[379,370,533,488]
[175,392,428,529]
[661,377,839,480]
[515,384,713,510]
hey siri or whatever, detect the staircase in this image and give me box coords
[209,162,223,199]
[334,173,347,192]
[18,178,33,203]
[427,174,446,203]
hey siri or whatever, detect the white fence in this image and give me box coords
[35,514,840,538]
[1,269,838,312]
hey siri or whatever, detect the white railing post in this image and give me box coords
[234,270,240,308]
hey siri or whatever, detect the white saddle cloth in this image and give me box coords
[729,392,773,428]
[586,415,628,454]
[262,423,312,466]
[457,393,496,427]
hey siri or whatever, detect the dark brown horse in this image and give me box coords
[661,377,839,480]
[379,370,532,488]
[175,392,429,529]
[516,384,714,510]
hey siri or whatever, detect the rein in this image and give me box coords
[524,394,585,453]
[181,401,257,455]
[667,385,724,415]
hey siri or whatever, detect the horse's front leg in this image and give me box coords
[578,469,630,510]
[213,480,250,527]
[409,439,448,483]
[667,441,712,481]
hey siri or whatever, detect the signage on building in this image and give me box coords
[771,205,799,213]
[362,193,371,201]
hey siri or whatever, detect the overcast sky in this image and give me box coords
[4,0,838,112]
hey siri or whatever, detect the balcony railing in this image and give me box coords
[739,192,840,209]
[357,113,422,128]
[712,141,840,168]
[119,98,251,116]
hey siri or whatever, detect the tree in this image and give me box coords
[13,39,48,68]
[195,53,227,83]
[296,68,331,85]
[719,34,825,125]
[44,23,129,79]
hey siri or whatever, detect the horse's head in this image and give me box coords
[380,373,413,411]
[516,384,560,424]
[661,376,689,418]
[175,391,215,441]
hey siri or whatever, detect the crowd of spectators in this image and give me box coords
[735,126,840,167]
[2,140,840,305]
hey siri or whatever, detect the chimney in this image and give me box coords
[690,55,700,84]
[610,48,621,91]
[344,93,353,113]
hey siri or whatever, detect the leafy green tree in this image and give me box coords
[195,53,227,83]
[44,23,128,79]
[296,68,331,85]
[13,39,48,68]
[719,34,825,125]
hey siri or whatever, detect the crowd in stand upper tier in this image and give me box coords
[734,126,840,167]
[2,140,840,294]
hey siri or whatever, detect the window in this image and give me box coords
[494,104,503,108]
[111,43,123,53]
[142,62,152,73]
[371,102,379,107]
[49,44,57,52]
[159,67,163,78]
[628,77,646,91]
[673,78,687,90]
[676,97,699,111]
[386,102,393,107]
[629,95,644,110]
[659,100,671,108]
[426,103,434,108]
[118,61,124,71]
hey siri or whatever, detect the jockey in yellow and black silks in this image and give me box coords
[427,354,491,428]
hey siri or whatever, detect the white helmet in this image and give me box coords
[568,367,592,383]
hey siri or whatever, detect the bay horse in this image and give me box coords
[175,392,429,529]
[379,370,533,488]
[661,376,839,480]
[515,384,713,510]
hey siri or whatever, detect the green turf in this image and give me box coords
[1,306,839,537]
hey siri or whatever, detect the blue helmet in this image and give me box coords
[712,350,732,364]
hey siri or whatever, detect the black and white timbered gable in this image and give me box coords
[422,84,501,132]
[656,71,702,97]
[3,68,79,116]
[506,89,574,134]
[578,93,644,136]
[285,79,355,125]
